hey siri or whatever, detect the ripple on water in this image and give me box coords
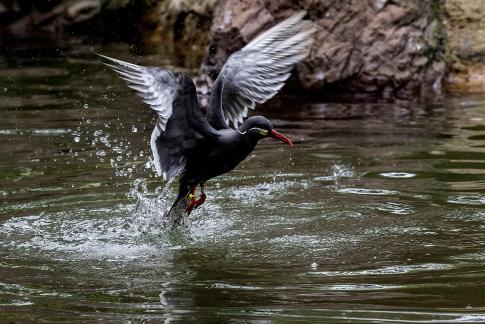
[450,251,485,263]
[371,202,414,215]
[325,283,403,291]
[379,172,416,179]
[0,282,72,307]
[268,234,354,254]
[229,180,309,206]
[447,195,485,205]
[0,300,34,307]
[0,128,72,135]
[308,263,453,277]
[337,188,399,196]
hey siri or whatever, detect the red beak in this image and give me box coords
[270,129,293,146]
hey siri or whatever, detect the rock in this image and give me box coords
[444,0,485,90]
[0,0,216,69]
[201,0,447,97]
[0,0,103,36]
[137,0,216,68]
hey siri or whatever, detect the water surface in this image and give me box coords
[1,41,485,322]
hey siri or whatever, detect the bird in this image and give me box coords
[98,11,315,224]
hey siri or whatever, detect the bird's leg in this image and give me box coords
[193,183,206,210]
[185,185,197,214]
[185,183,207,214]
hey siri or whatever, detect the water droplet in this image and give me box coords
[96,150,107,157]
[83,103,89,109]
[310,262,318,269]
[132,126,138,133]
[74,136,80,143]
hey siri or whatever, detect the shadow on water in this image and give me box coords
[1,41,485,321]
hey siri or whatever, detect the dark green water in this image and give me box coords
[1,41,485,322]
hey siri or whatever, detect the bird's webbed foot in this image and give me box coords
[185,183,207,214]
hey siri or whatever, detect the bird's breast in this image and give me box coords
[183,131,257,183]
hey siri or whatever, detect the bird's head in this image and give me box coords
[239,116,293,145]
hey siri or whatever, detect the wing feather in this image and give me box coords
[98,54,177,132]
[207,11,315,129]
[99,54,215,180]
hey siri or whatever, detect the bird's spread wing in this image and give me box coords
[207,11,315,130]
[99,54,216,180]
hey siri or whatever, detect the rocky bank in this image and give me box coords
[1,0,485,95]
[202,0,447,97]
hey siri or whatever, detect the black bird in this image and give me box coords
[99,12,315,222]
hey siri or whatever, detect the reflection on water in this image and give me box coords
[1,42,485,322]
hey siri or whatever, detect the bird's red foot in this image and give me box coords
[185,193,207,214]
[193,193,206,210]
[185,194,197,214]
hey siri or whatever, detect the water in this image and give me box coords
[1,41,485,322]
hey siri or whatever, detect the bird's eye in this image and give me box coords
[249,127,268,136]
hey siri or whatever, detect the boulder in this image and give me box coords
[201,0,447,97]
[444,0,485,90]
[0,0,216,69]
[0,0,103,36]
[137,0,215,68]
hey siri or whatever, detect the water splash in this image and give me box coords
[314,163,356,183]
[128,176,191,232]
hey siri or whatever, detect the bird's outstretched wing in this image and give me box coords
[98,54,217,180]
[207,11,315,130]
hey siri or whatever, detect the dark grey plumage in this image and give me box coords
[99,12,315,221]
